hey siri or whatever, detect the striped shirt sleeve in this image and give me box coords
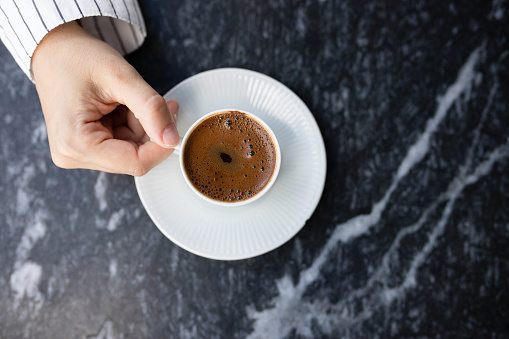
[0,0,146,79]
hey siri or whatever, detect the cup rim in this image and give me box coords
[178,108,281,207]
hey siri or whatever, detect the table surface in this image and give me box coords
[1,1,508,338]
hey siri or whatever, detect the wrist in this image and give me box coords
[32,21,89,83]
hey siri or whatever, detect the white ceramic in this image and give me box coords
[175,108,281,207]
[135,68,327,260]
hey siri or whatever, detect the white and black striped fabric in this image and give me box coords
[0,0,146,79]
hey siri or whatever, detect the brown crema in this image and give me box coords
[183,110,277,202]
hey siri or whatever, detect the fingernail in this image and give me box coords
[163,124,179,147]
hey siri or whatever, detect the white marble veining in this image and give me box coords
[247,45,508,338]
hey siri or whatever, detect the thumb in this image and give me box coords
[103,66,179,148]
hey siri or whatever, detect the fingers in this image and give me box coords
[57,141,174,176]
[123,101,178,142]
[52,102,179,176]
[89,138,175,176]
[49,123,175,176]
[97,64,180,148]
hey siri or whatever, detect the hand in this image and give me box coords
[32,21,179,176]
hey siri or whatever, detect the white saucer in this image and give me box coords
[135,68,326,260]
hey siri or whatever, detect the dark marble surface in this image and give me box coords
[1,1,508,338]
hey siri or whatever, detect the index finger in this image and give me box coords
[83,137,174,176]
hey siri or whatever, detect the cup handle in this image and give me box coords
[172,137,183,154]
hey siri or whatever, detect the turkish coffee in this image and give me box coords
[183,110,277,202]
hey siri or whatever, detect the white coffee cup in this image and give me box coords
[172,109,281,207]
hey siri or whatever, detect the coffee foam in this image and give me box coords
[183,111,277,202]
